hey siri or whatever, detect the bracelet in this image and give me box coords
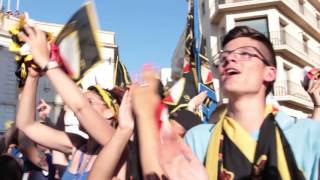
[42,60,59,72]
[314,104,320,108]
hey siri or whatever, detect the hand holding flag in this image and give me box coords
[9,14,53,87]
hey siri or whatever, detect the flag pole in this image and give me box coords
[193,0,202,84]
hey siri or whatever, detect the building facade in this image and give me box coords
[199,0,320,117]
[0,14,117,131]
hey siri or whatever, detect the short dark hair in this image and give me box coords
[222,26,276,94]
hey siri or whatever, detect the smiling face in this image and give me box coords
[217,37,276,99]
[84,91,115,126]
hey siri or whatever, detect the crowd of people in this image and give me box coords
[0,22,320,180]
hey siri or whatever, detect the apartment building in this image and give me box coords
[199,0,320,117]
[0,13,117,131]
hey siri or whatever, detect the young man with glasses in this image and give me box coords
[185,26,320,179]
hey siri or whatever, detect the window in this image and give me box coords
[235,17,269,38]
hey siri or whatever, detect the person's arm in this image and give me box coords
[88,91,134,180]
[20,24,115,145]
[16,69,73,154]
[88,128,132,180]
[308,80,320,120]
[131,68,165,178]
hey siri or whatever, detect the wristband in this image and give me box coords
[42,60,59,72]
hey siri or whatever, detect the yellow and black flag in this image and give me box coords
[163,0,198,114]
[164,0,217,121]
[113,47,131,89]
[54,1,103,83]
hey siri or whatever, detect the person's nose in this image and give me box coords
[221,52,237,67]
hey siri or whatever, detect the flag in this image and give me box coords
[8,14,53,87]
[113,47,131,88]
[193,0,217,121]
[54,1,103,83]
[163,0,198,114]
[164,0,218,121]
[197,36,218,121]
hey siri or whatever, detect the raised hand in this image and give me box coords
[308,80,320,106]
[131,66,161,119]
[308,80,320,120]
[19,24,50,69]
[159,121,208,180]
[187,91,207,112]
[36,99,52,120]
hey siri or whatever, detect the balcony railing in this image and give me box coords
[269,30,320,66]
[273,80,312,104]
[216,0,320,31]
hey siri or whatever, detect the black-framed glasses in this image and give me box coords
[212,46,270,67]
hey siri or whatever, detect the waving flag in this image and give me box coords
[164,0,217,121]
[193,0,217,121]
[54,1,103,83]
[163,0,198,114]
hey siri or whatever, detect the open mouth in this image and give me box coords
[223,68,240,76]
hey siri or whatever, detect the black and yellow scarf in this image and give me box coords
[9,15,53,87]
[205,106,305,179]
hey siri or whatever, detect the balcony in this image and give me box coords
[269,30,320,66]
[273,80,313,109]
[212,0,320,42]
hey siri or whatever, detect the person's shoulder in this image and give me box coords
[275,111,320,173]
[184,123,215,145]
[275,111,320,137]
[276,111,320,127]
[186,123,215,136]
[184,123,215,163]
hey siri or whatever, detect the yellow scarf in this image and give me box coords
[205,105,291,180]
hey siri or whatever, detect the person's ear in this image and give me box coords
[264,66,277,82]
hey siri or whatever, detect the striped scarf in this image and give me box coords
[205,106,305,179]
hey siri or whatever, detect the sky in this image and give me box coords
[13,0,188,74]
